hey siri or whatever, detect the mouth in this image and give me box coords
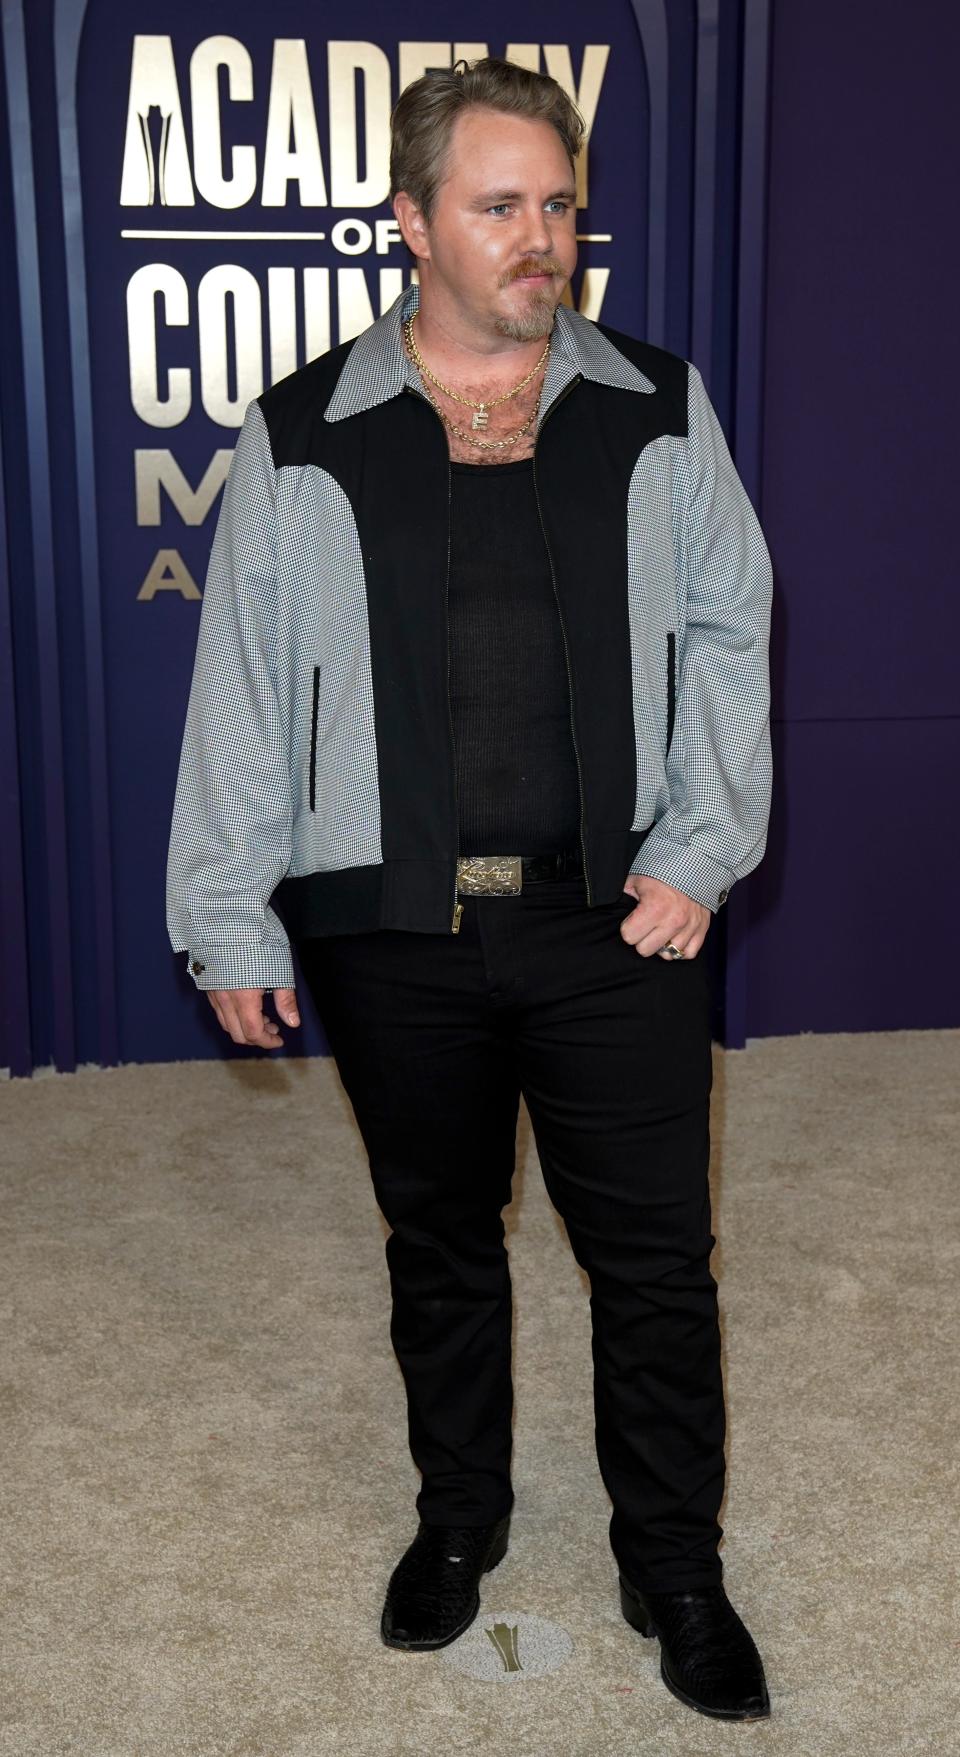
[513,271,554,285]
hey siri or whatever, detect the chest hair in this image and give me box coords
[408,353,547,466]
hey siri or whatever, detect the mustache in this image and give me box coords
[504,260,565,282]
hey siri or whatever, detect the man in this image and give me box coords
[166,56,774,1721]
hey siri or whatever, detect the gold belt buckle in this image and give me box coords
[456,855,523,896]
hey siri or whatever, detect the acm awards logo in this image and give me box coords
[439,1610,575,1681]
[123,35,611,604]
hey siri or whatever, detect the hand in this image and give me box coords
[205,986,301,1048]
[619,874,711,960]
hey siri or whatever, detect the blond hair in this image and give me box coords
[389,55,586,226]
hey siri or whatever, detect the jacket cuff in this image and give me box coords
[184,940,296,993]
[629,833,734,912]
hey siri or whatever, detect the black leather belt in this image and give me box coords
[456,847,584,896]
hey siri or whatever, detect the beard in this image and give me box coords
[491,260,566,341]
[492,286,559,342]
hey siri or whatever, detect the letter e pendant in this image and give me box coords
[472,407,488,430]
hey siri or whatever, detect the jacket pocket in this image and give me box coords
[308,664,320,811]
[666,630,676,756]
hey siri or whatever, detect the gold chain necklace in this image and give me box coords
[403,311,549,439]
[417,376,545,452]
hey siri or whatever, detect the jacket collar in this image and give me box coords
[323,278,656,423]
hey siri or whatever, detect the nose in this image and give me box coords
[520,206,555,256]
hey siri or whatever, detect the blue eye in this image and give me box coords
[488,200,570,216]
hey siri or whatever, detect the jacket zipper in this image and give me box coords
[530,373,592,903]
[444,453,463,932]
[404,384,463,932]
[666,629,676,754]
[308,664,320,811]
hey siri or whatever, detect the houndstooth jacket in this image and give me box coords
[166,279,773,993]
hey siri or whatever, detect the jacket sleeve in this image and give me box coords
[165,396,295,992]
[629,362,774,912]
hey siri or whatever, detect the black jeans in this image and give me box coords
[295,871,725,1592]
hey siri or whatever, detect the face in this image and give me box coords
[397,107,579,343]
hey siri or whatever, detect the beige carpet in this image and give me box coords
[2,1030,958,1756]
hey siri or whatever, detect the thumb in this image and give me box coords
[273,986,301,1026]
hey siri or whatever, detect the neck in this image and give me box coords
[409,287,556,385]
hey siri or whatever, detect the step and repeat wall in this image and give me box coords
[0,0,771,1074]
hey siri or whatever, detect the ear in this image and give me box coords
[393,191,430,263]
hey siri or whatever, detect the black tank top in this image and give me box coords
[447,455,582,856]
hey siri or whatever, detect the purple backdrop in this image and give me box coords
[751,0,960,1033]
[2,1,954,1077]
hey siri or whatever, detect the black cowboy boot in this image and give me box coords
[380,1513,511,1650]
[619,1573,771,1719]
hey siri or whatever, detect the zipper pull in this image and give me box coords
[451,902,463,934]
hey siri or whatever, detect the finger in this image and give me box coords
[635,926,690,958]
[619,900,668,947]
[217,993,250,1044]
[652,936,703,960]
[273,986,301,1026]
[624,917,677,957]
[214,991,275,1047]
[236,997,284,1048]
[207,989,288,1049]
[621,903,706,959]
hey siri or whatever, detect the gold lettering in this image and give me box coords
[268,268,297,384]
[336,267,406,344]
[119,35,195,206]
[561,266,609,320]
[503,45,540,71]
[542,46,609,207]
[135,450,232,526]
[303,267,331,363]
[127,265,191,427]
[137,549,202,600]
[189,36,257,209]
[197,265,263,424]
[261,39,328,206]
[397,43,450,93]
[328,42,391,207]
